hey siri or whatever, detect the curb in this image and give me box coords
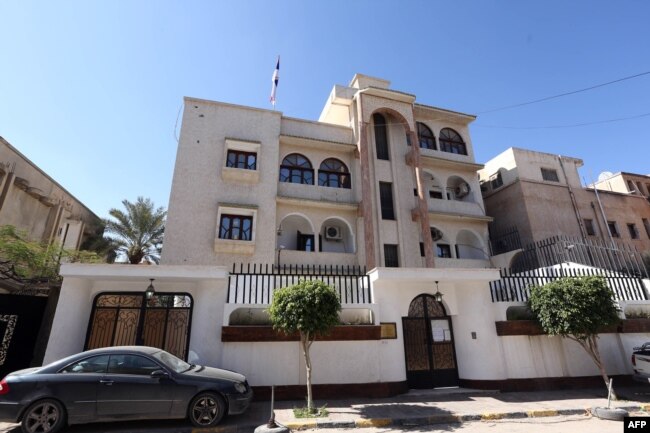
[274,405,648,430]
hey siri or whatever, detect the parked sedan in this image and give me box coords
[632,342,650,383]
[0,346,252,433]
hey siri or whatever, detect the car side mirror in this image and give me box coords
[151,369,169,379]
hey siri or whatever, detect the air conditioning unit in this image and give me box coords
[325,226,342,240]
[454,182,471,198]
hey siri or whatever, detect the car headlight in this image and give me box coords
[234,382,247,393]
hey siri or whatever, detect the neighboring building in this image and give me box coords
[162,74,492,270]
[479,147,650,255]
[0,137,102,252]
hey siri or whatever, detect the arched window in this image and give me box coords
[439,128,467,155]
[318,158,350,189]
[279,153,314,184]
[373,113,389,160]
[417,122,436,150]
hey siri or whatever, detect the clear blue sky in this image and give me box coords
[1,1,649,220]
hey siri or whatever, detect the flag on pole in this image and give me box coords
[270,56,280,107]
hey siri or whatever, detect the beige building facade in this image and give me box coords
[0,137,102,251]
[162,74,492,270]
[479,147,650,255]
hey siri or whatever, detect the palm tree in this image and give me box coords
[104,197,166,264]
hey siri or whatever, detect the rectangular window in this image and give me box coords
[437,244,452,258]
[480,181,488,192]
[541,168,560,182]
[643,218,650,239]
[379,182,395,220]
[429,190,443,199]
[405,133,412,146]
[419,242,425,257]
[584,219,596,236]
[384,244,399,267]
[490,172,503,189]
[219,214,253,241]
[628,223,640,239]
[607,221,619,238]
[373,114,389,160]
[226,150,257,170]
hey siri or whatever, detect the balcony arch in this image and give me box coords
[277,213,315,252]
[319,217,355,254]
[421,170,445,200]
[456,229,487,260]
[447,175,473,202]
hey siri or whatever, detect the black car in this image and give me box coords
[0,346,253,433]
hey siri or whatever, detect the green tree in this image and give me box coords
[268,280,341,413]
[0,225,102,282]
[528,276,621,397]
[104,197,166,264]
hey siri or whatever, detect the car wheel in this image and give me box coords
[188,392,226,427]
[21,399,66,433]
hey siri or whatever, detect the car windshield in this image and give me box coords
[151,350,192,373]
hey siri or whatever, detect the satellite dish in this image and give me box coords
[597,171,614,182]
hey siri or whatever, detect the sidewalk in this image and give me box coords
[2,386,650,432]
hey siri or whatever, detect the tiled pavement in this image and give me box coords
[2,385,650,432]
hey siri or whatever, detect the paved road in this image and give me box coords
[303,415,625,433]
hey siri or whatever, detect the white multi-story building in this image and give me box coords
[162,74,491,270]
[44,74,650,397]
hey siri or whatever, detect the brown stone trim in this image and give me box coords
[621,318,650,333]
[460,375,635,392]
[221,325,381,342]
[358,119,376,270]
[494,319,646,336]
[252,380,408,401]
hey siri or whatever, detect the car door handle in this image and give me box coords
[99,379,114,386]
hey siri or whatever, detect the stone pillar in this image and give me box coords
[359,121,376,270]
[408,130,435,268]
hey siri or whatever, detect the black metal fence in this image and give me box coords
[490,267,648,303]
[511,235,647,278]
[489,226,522,255]
[227,263,371,304]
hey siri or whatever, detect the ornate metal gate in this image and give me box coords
[84,292,193,360]
[402,294,458,388]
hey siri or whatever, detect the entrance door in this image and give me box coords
[402,294,458,388]
[85,292,193,360]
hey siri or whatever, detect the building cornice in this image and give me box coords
[276,195,359,211]
[420,153,484,171]
[428,210,493,223]
[60,263,229,281]
[280,135,356,152]
[184,97,283,116]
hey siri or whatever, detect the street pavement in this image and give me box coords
[2,385,650,432]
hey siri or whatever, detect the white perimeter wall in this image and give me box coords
[47,264,650,387]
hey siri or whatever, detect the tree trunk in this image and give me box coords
[301,332,313,412]
[574,335,617,400]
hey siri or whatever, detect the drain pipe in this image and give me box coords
[557,155,586,240]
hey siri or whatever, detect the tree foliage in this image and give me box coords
[268,279,341,412]
[0,225,102,282]
[529,276,620,396]
[104,197,166,264]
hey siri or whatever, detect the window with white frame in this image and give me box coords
[214,205,258,254]
[222,139,261,183]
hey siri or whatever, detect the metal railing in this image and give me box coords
[511,235,647,278]
[227,263,371,304]
[490,267,647,303]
